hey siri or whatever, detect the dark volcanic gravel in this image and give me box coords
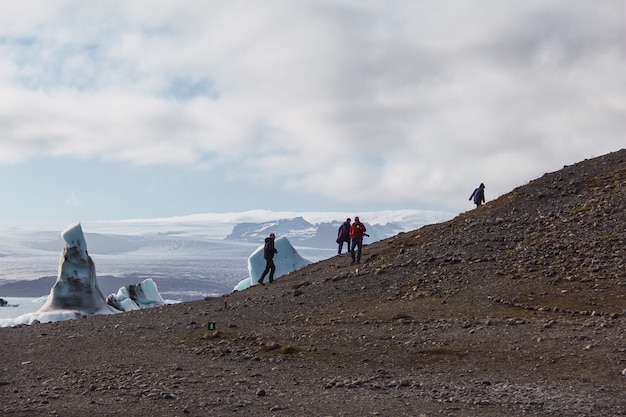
[1,149,625,417]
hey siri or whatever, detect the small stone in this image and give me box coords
[256,389,266,396]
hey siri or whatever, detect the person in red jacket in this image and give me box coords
[349,216,367,265]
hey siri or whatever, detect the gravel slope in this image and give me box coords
[1,149,625,417]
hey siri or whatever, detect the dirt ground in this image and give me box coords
[1,149,625,417]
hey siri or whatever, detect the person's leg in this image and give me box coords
[258,260,270,284]
[338,241,343,254]
[356,239,363,263]
[350,238,356,262]
[268,259,276,282]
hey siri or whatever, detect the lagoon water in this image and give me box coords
[0,243,335,322]
[0,219,343,323]
[0,297,47,320]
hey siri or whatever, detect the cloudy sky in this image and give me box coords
[0,1,623,225]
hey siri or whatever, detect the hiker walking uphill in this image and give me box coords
[336,218,351,254]
[469,183,486,207]
[257,233,278,285]
[350,216,367,265]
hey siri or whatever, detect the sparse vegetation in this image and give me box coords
[280,345,299,354]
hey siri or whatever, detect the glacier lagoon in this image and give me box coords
[0,209,452,321]
[0,236,334,321]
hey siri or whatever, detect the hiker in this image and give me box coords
[469,183,486,207]
[257,233,278,285]
[350,216,367,265]
[336,218,351,254]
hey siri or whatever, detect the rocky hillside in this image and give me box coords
[0,149,624,417]
[378,147,626,317]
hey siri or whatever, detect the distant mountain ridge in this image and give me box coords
[224,216,405,247]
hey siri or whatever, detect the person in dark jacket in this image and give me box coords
[469,183,486,207]
[336,218,351,254]
[349,216,367,265]
[257,233,278,285]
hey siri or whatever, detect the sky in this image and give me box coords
[0,1,624,225]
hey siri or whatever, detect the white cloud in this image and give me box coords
[0,0,624,213]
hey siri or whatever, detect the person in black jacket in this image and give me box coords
[336,218,351,254]
[469,183,486,207]
[257,233,278,285]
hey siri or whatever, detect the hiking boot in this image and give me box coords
[257,279,265,285]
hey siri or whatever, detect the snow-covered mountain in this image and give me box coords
[225,216,414,247]
[0,210,454,275]
[0,209,455,300]
[78,209,458,242]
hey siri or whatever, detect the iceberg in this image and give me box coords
[106,278,166,311]
[0,223,167,327]
[233,236,311,291]
[38,222,118,317]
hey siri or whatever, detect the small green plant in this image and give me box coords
[587,177,604,188]
[281,345,299,354]
[177,329,228,348]
[342,294,363,303]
